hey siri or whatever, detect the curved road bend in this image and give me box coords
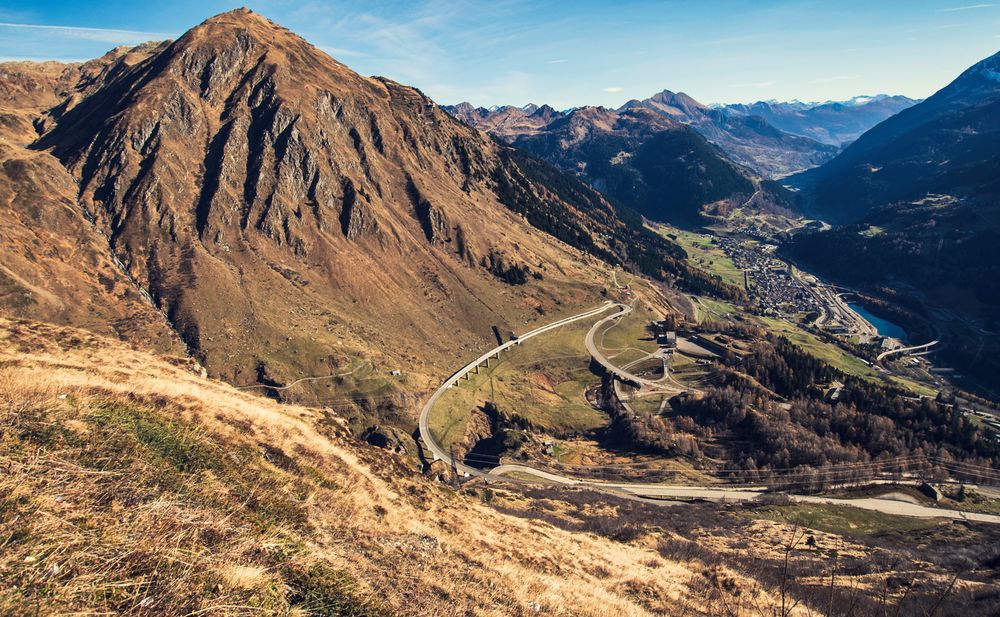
[417,301,1000,524]
[584,303,684,393]
[418,302,620,476]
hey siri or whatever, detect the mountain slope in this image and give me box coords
[496,106,794,226]
[0,316,741,616]
[793,51,1000,222]
[0,53,184,355]
[786,50,1000,389]
[13,9,719,399]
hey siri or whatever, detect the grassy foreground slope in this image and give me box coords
[0,317,812,616]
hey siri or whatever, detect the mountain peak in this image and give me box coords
[30,8,691,391]
[191,7,283,34]
[649,90,705,108]
[178,7,327,59]
[530,103,557,118]
[201,7,263,24]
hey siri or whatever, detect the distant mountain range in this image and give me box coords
[478,104,795,226]
[721,95,917,147]
[617,90,840,177]
[445,91,913,179]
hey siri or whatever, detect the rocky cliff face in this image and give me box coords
[0,51,184,355]
[4,9,703,394]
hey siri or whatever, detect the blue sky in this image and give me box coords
[2,1,999,108]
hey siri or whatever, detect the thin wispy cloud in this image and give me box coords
[546,59,568,64]
[0,54,85,62]
[603,86,623,92]
[317,45,365,58]
[936,3,994,12]
[730,80,776,89]
[0,21,170,44]
[810,75,860,84]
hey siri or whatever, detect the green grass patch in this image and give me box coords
[82,400,311,532]
[950,490,1000,515]
[628,394,672,416]
[668,352,715,389]
[697,297,739,323]
[656,226,744,288]
[595,304,660,356]
[88,400,218,473]
[284,562,389,617]
[605,348,651,367]
[745,503,937,536]
[756,316,878,379]
[0,393,381,615]
[858,225,885,237]
[887,375,939,398]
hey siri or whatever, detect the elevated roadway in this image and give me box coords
[418,302,619,475]
[878,340,940,363]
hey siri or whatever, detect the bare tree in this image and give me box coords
[777,526,807,617]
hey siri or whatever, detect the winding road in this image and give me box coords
[583,303,683,393]
[417,302,1000,524]
[489,464,1000,523]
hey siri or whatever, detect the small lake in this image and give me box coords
[848,303,908,342]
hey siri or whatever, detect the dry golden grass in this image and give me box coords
[0,318,819,616]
